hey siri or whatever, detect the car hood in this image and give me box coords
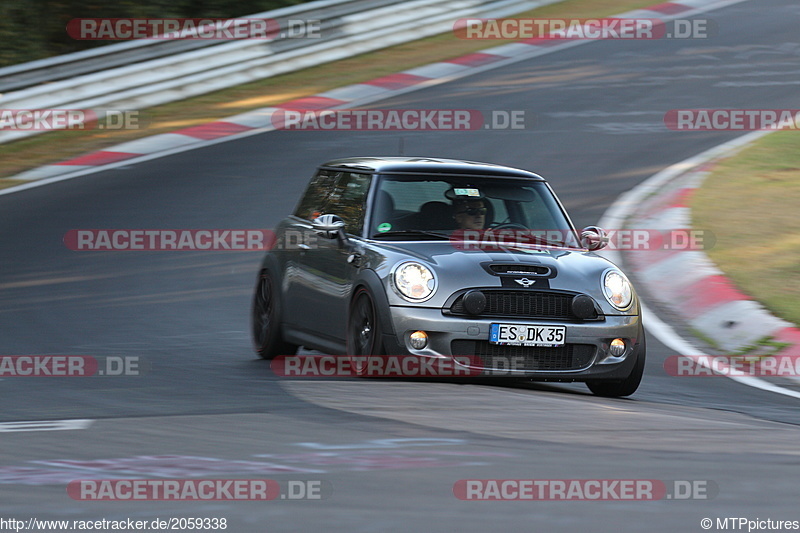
[365,240,634,315]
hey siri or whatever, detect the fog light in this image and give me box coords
[609,338,626,357]
[409,331,428,350]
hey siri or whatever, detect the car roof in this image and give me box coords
[319,157,545,180]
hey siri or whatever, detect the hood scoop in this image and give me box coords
[486,263,552,277]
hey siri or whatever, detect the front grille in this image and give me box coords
[449,290,591,320]
[451,341,596,371]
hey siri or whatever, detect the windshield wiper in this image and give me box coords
[371,230,450,240]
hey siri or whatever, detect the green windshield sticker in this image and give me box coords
[377,223,392,233]
[454,188,480,197]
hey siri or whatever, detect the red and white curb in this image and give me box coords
[626,161,799,355]
[5,0,743,185]
[600,130,800,394]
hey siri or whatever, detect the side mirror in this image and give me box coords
[580,226,608,251]
[312,214,346,240]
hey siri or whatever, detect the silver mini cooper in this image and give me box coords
[252,157,645,397]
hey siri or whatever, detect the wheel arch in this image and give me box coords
[257,253,287,304]
[351,269,394,336]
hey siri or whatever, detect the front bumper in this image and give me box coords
[382,305,642,381]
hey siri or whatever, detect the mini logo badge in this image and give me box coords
[514,278,536,287]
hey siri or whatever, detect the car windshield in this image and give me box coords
[369,174,580,247]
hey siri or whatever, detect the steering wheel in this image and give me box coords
[489,222,528,230]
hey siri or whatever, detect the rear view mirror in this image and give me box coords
[312,214,346,240]
[580,226,608,251]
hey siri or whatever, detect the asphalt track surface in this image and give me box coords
[2,0,800,530]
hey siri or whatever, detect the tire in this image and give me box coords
[251,270,297,360]
[586,330,646,398]
[346,288,384,375]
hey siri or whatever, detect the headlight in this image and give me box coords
[393,262,436,301]
[602,270,633,310]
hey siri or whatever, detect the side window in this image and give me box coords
[326,172,372,234]
[294,170,339,221]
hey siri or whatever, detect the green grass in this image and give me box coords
[690,327,721,350]
[730,336,791,356]
[691,130,800,327]
[0,179,25,190]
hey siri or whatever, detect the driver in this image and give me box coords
[453,198,487,230]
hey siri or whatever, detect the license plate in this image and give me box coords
[489,323,566,347]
